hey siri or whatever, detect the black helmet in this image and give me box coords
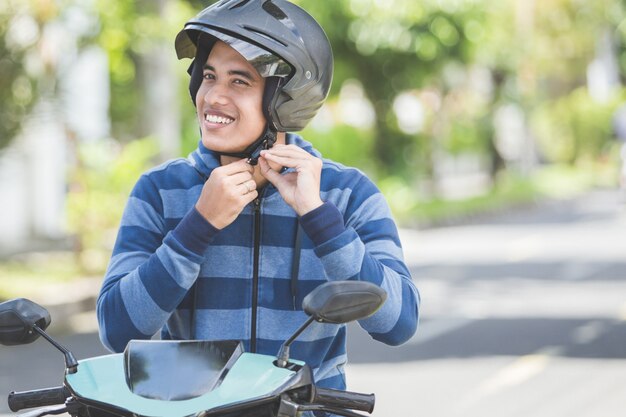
[175,0,334,132]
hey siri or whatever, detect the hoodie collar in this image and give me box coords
[188,140,221,180]
[285,133,321,158]
[187,133,321,180]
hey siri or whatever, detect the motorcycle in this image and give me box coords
[0,281,386,417]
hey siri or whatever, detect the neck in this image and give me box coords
[220,131,287,189]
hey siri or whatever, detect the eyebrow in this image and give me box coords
[203,64,258,82]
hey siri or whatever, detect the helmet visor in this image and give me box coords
[176,26,293,79]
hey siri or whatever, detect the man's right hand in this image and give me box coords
[195,159,258,229]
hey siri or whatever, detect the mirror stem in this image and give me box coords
[276,316,315,368]
[32,325,79,374]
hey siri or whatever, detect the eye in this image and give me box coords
[202,72,215,80]
[233,78,250,86]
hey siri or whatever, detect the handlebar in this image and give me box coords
[8,386,70,412]
[311,387,375,413]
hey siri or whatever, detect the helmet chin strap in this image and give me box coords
[217,124,277,165]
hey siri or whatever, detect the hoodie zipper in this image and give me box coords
[250,197,261,353]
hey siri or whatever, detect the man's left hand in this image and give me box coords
[258,145,323,216]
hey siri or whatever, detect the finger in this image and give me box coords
[241,188,258,204]
[227,171,254,185]
[238,179,257,195]
[259,152,305,169]
[262,144,306,154]
[259,156,284,185]
[261,146,310,159]
[220,158,255,175]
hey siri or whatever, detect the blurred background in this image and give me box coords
[1,0,626,416]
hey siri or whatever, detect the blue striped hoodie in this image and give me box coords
[97,134,420,389]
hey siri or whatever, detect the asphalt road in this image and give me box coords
[1,189,625,417]
[347,189,626,417]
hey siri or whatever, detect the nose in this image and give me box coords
[202,81,230,106]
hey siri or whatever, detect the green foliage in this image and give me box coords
[0,1,48,151]
[399,163,610,227]
[66,137,159,274]
[377,176,420,221]
[95,0,139,137]
[405,175,538,227]
[294,0,485,177]
[531,88,624,164]
[2,0,626,237]
[446,116,492,155]
[0,252,84,300]
[94,0,197,141]
[301,123,376,175]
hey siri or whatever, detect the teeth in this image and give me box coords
[205,114,234,124]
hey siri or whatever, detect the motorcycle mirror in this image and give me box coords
[0,298,79,373]
[276,281,387,368]
[0,298,51,346]
[303,281,387,324]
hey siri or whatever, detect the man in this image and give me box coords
[97,0,419,394]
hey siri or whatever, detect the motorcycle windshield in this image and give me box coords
[124,340,243,401]
[64,342,305,417]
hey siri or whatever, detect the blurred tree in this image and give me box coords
[0,1,56,152]
[67,137,158,274]
[95,0,140,141]
[297,0,484,179]
[2,0,626,263]
[531,87,623,164]
[94,0,194,158]
[5,0,624,185]
[476,0,625,168]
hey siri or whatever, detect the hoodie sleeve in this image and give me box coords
[96,174,219,352]
[299,174,420,346]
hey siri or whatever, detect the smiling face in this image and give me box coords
[196,40,266,154]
